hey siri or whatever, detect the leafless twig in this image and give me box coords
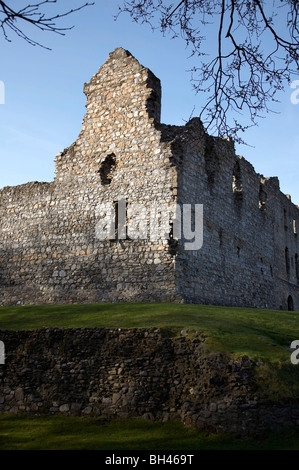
[117,0,299,144]
[0,0,94,49]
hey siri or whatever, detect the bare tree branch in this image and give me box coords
[116,0,299,144]
[0,0,94,50]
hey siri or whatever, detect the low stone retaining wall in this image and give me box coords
[1,327,299,434]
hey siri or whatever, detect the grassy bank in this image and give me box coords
[1,302,299,450]
[0,302,298,361]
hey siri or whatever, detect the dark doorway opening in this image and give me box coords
[288,295,294,311]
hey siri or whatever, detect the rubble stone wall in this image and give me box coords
[1,327,299,434]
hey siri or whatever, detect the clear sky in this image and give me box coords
[0,0,298,204]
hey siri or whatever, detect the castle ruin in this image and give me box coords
[0,47,298,310]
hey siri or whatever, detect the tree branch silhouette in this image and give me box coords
[117,0,299,144]
[0,0,93,50]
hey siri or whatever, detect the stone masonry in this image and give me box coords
[0,47,298,310]
[1,327,299,434]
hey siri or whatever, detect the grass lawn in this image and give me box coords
[0,302,298,361]
[1,415,299,450]
[1,302,299,450]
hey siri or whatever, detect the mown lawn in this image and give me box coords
[0,302,298,361]
[1,415,299,450]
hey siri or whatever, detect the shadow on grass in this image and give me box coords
[1,415,299,450]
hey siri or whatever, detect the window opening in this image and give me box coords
[259,185,267,211]
[99,154,116,185]
[285,247,290,276]
[232,161,243,196]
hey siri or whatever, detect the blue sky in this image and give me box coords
[0,0,298,204]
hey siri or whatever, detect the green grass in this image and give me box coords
[1,302,299,450]
[0,302,298,361]
[1,415,299,450]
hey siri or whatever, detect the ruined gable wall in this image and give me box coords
[0,49,180,306]
[54,48,162,183]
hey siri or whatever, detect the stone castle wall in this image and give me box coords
[170,119,299,309]
[0,49,180,306]
[0,47,298,309]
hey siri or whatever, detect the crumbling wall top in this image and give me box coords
[82,47,162,124]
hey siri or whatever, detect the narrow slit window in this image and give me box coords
[284,209,288,230]
[232,161,243,194]
[285,247,290,276]
[114,199,127,240]
[259,185,267,211]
